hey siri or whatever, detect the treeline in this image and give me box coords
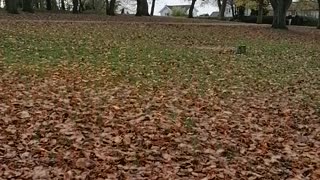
[1,0,320,29]
[2,0,151,16]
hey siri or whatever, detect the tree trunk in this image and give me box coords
[218,0,227,20]
[136,0,149,16]
[46,0,51,10]
[39,0,44,9]
[72,0,78,13]
[61,0,65,10]
[136,0,141,16]
[188,0,196,18]
[79,0,84,12]
[141,0,149,16]
[18,0,23,8]
[34,0,39,8]
[257,0,263,24]
[317,0,320,29]
[106,0,109,14]
[231,4,235,17]
[150,0,156,16]
[23,0,34,13]
[238,6,245,20]
[6,0,19,14]
[271,0,292,29]
[4,0,8,10]
[107,0,116,15]
[52,0,58,10]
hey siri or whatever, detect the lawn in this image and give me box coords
[0,16,320,179]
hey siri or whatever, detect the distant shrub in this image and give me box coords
[298,16,318,26]
[237,15,317,27]
[171,7,187,17]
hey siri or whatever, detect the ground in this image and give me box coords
[0,12,320,179]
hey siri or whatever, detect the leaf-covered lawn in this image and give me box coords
[0,18,320,179]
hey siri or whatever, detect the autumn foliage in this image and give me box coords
[0,14,320,179]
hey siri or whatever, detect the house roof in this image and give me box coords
[288,2,318,11]
[268,2,319,12]
[210,12,219,17]
[159,5,199,13]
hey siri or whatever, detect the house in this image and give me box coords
[210,5,251,17]
[210,5,233,17]
[159,5,198,17]
[267,2,319,18]
[287,2,319,18]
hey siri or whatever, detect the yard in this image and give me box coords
[0,13,320,179]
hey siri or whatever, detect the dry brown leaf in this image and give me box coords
[19,111,31,119]
[32,166,49,180]
[114,136,122,144]
[5,125,16,134]
[76,158,94,169]
[162,153,171,161]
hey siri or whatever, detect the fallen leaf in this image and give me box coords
[33,166,49,179]
[114,136,122,144]
[19,111,31,119]
[76,158,94,169]
[162,153,171,161]
[5,125,16,134]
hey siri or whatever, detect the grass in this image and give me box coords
[0,18,319,179]
[1,22,319,105]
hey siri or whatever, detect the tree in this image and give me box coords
[79,0,85,12]
[22,0,34,13]
[136,0,149,16]
[34,0,39,8]
[61,0,65,10]
[6,0,19,14]
[106,0,109,14]
[106,0,116,15]
[38,0,44,9]
[229,0,236,17]
[52,0,58,10]
[317,0,320,29]
[73,0,79,13]
[150,0,156,16]
[270,0,292,29]
[92,0,95,10]
[46,0,52,10]
[235,0,269,23]
[217,0,228,19]
[257,0,264,23]
[18,0,23,8]
[188,0,197,18]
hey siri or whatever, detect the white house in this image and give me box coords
[286,2,319,18]
[159,5,199,17]
[210,5,251,18]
